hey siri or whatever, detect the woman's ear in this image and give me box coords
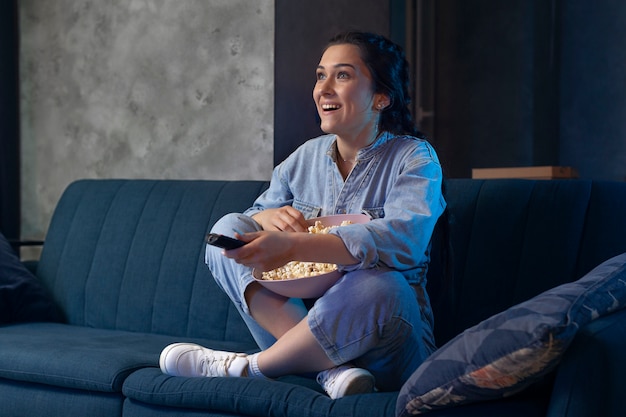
[374,93,391,110]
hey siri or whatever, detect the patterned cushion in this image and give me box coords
[396,252,626,416]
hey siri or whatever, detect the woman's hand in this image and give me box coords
[222,231,298,272]
[252,207,309,232]
[222,230,359,272]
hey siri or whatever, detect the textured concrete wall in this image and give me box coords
[19,0,274,243]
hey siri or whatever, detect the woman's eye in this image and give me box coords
[316,72,326,81]
[337,72,350,79]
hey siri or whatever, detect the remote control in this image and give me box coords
[206,233,246,250]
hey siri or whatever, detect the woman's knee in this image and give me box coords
[211,213,261,235]
[206,213,260,270]
[333,271,417,314]
[313,270,421,339]
[205,213,260,296]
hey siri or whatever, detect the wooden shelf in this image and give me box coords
[472,166,578,180]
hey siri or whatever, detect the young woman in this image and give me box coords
[160,31,446,399]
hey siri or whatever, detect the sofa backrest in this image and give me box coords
[37,179,269,344]
[37,178,626,349]
[427,179,626,345]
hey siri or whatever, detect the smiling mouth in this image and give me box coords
[321,104,341,112]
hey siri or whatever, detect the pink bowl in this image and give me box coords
[252,214,370,298]
[253,269,344,298]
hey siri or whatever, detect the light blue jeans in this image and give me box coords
[205,213,436,391]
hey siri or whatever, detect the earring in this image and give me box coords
[377,103,384,109]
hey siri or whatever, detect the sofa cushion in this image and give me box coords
[36,179,267,344]
[0,322,257,393]
[123,367,398,417]
[0,377,124,417]
[0,232,62,324]
[396,252,626,416]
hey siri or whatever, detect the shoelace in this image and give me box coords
[200,352,238,377]
[317,368,340,393]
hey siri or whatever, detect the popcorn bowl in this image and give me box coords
[252,214,370,298]
[252,268,344,298]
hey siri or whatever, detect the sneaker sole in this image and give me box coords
[334,369,376,398]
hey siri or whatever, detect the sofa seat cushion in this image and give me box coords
[0,322,257,392]
[397,252,626,416]
[123,367,397,417]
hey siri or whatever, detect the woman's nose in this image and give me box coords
[317,79,334,95]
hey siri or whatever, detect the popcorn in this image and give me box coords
[260,220,352,280]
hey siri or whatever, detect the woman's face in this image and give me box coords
[313,44,388,143]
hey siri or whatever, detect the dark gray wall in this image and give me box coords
[559,0,626,181]
[432,0,625,180]
[433,1,557,177]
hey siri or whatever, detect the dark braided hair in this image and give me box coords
[324,32,424,138]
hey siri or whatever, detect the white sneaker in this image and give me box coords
[160,343,249,378]
[316,365,375,399]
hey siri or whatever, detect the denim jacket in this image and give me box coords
[244,132,446,285]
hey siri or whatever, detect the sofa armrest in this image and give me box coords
[7,239,44,253]
[546,308,626,417]
[7,240,43,274]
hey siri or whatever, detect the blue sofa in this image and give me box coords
[1,178,625,417]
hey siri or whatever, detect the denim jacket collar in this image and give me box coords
[325,131,394,163]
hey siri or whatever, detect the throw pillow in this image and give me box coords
[0,232,62,324]
[396,252,626,416]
